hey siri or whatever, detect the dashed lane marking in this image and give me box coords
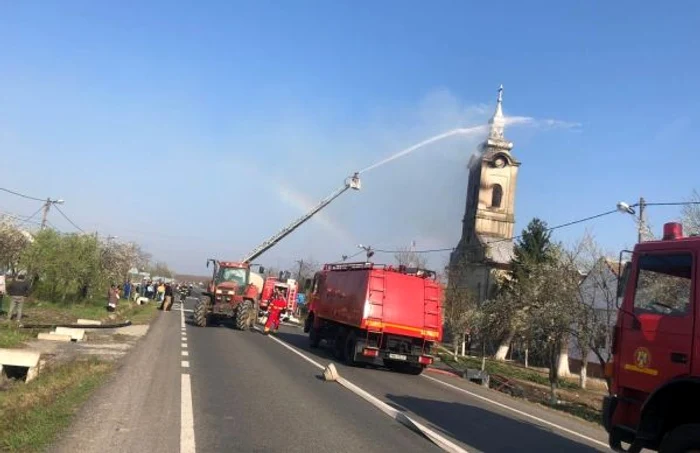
[179,303,196,453]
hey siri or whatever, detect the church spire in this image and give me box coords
[488,84,506,139]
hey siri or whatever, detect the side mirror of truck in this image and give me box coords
[258,266,265,274]
[304,278,312,291]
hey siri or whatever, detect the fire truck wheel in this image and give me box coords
[193,298,209,327]
[332,333,346,360]
[309,327,321,348]
[344,332,359,366]
[234,300,254,331]
[659,423,700,453]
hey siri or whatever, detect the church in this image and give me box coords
[449,86,520,302]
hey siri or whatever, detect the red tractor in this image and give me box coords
[193,259,264,330]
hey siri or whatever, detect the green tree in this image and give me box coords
[493,218,554,360]
[511,218,553,281]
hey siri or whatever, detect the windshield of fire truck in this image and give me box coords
[633,253,692,316]
[216,267,247,286]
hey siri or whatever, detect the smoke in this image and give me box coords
[242,90,581,271]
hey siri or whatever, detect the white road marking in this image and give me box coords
[180,373,196,453]
[264,332,467,453]
[422,374,609,449]
[179,303,196,453]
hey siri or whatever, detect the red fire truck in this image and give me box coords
[303,262,443,375]
[604,222,700,452]
[259,276,299,313]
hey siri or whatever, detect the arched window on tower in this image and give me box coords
[491,184,503,208]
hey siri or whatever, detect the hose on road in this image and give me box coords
[19,320,133,329]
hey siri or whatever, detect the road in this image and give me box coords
[51,293,611,453]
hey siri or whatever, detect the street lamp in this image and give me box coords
[617,198,647,243]
[357,244,374,260]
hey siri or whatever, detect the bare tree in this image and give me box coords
[525,246,582,404]
[394,245,428,269]
[682,190,700,235]
[0,218,31,273]
[570,233,619,389]
[294,258,320,282]
[444,257,480,360]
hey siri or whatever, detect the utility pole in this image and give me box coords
[40,198,64,230]
[638,197,646,243]
[295,259,304,281]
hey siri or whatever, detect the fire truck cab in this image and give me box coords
[604,222,700,452]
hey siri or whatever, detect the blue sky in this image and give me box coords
[1,1,698,274]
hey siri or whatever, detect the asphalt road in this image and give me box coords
[52,293,611,452]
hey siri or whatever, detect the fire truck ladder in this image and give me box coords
[365,272,385,348]
[422,283,441,354]
[241,173,361,264]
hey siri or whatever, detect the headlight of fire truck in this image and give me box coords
[216,289,222,294]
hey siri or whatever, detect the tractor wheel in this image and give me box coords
[234,300,254,331]
[193,298,210,327]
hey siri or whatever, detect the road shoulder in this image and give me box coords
[47,310,181,453]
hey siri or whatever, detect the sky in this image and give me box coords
[1,1,699,274]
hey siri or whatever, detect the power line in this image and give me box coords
[0,186,45,202]
[646,201,700,207]
[334,250,364,263]
[53,205,85,233]
[374,208,621,255]
[19,206,45,227]
[0,209,44,226]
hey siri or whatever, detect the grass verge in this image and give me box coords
[0,299,158,348]
[0,359,114,452]
[436,350,605,425]
[0,324,36,349]
[437,351,578,390]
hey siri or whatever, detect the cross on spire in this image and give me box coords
[488,84,506,139]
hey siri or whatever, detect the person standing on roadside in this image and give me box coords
[6,274,30,322]
[157,281,165,303]
[162,283,174,311]
[107,284,119,312]
[123,281,132,300]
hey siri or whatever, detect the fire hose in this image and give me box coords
[19,320,133,329]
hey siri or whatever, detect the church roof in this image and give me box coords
[477,235,515,264]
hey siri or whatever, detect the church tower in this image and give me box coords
[450,86,520,300]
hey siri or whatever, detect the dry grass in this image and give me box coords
[436,350,606,425]
[0,359,113,452]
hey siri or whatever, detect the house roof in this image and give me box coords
[477,235,515,264]
[604,259,623,277]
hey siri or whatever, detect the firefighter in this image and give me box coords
[263,289,287,334]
